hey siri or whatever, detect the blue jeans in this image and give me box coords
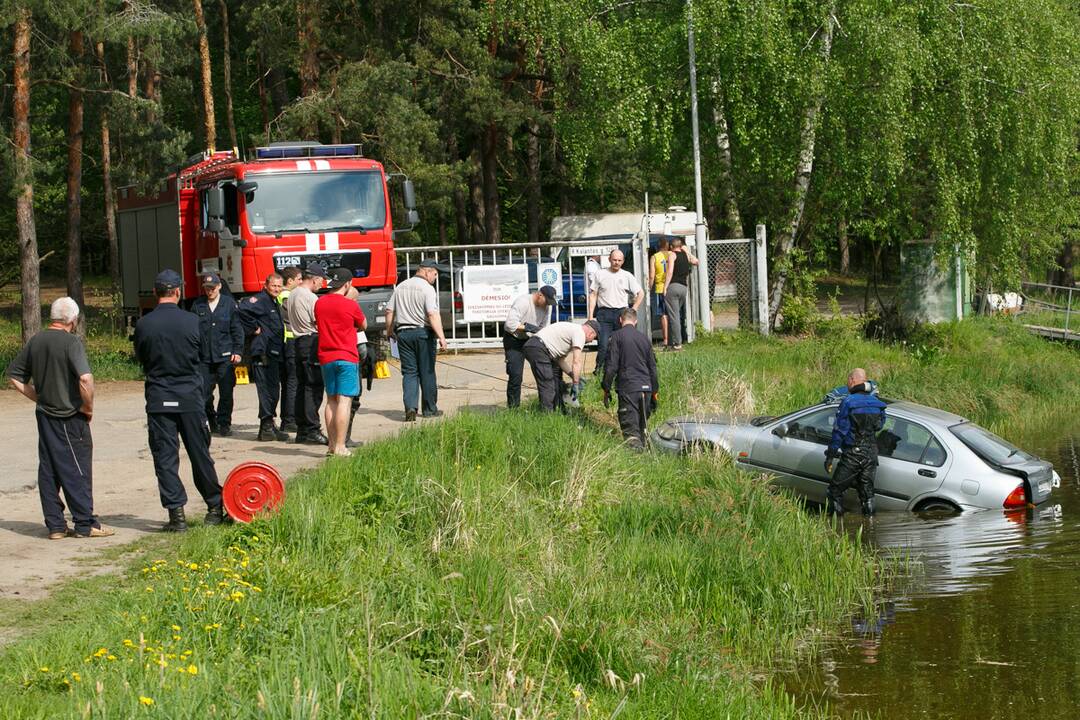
[594,306,623,371]
[397,327,438,414]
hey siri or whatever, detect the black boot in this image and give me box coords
[257,419,274,441]
[163,507,188,533]
[825,489,845,517]
[204,505,226,526]
[272,422,289,441]
[860,498,876,518]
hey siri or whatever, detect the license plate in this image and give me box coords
[274,255,302,269]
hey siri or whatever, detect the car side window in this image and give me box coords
[877,417,946,467]
[786,408,837,445]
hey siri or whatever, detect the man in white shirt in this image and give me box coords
[587,249,643,374]
[385,260,448,421]
[502,285,556,408]
[523,320,599,412]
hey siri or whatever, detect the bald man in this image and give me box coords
[587,249,643,374]
[824,368,886,517]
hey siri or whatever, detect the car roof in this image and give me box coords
[885,400,967,425]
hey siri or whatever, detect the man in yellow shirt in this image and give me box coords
[649,238,669,347]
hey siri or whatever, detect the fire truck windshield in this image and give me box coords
[245,171,386,234]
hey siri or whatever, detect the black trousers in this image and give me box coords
[251,354,282,422]
[147,411,222,510]
[617,391,652,446]
[280,338,297,424]
[201,361,236,429]
[828,446,877,512]
[36,411,98,534]
[524,338,565,413]
[293,334,324,434]
[397,327,438,414]
[594,306,624,371]
[503,334,528,408]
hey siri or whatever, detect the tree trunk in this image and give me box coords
[218,0,238,151]
[13,9,40,342]
[269,67,290,116]
[838,217,850,274]
[1050,241,1075,287]
[297,0,320,97]
[481,123,501,244]
[143,51,161,122]
[256,48,271,141]
[469,152,486,244]
[193,0,216,151]
[711,78,743,239]
[66,31,86,333]
[526,119,542,246]
[767,9,836,327]
[126,36,138,97]
[554,138,574,216]
[448,133,468,243]
[96,35,120,291]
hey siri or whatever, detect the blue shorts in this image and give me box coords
[652,292,666,317]
[321,360,359,397]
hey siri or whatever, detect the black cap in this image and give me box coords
[154,269,182,292]
[327,267,353,290]
[303,262,328,279]
[201,271,222,286]
[583,319,600,335]
[418,259,439,269]
[539,285,557,303]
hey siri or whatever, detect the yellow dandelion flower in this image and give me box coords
[155,658,168,668]
[145,587,154,593]
[230,591,245,602]
[171,625,181,631]
[140,615,148,623]
[187,664,198,675]
[38,666,50,673]
[107,655,117,661]
[139,696,154,706]
[70,672,81,682]
[123,639,135,648]
[188,563,199,570]
[93,648,108,658]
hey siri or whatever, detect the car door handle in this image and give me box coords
[918,469,937,478]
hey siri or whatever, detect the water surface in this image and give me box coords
[788,432,1080,718]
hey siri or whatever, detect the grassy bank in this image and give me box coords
[653,317,1080,441]
[0,410,880,718]
[0,316,142,383]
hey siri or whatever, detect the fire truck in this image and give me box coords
[116,141,417,341]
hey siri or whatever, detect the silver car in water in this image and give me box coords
[651,400,1061,512]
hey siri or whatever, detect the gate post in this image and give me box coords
[695,228,712,333]
[755,224,769,336]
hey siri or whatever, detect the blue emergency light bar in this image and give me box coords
[254,143,362,160]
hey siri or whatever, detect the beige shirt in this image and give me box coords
[535,321,586,359]
[389,275,439,328]
[591,268,642,309]
[286,285,318,337]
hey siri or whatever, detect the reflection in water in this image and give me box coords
[789,433,1080,719]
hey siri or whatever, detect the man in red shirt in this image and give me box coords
[314,267,366,456]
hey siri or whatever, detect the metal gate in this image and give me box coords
[394,238,649,349]
[695,224,769,336]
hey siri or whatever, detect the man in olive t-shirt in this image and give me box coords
[6,297,112,539]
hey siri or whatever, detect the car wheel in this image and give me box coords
[914,498,960,514]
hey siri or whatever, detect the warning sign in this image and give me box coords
[461,265,529,323]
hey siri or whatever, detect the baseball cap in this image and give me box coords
[418,259,439,269]
[303,262,329,279]
[201,271,222,286]
[326,267,354,290]
[539,285,557,304]
[154,269,182,292]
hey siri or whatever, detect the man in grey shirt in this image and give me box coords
[286,263,329,444]
[523,320,599,412]
[7,297,113,539]
[385,260,448,421]
[587,249,644,374]
[502,285,556,408]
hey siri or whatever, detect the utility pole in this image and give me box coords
[687,0,712,334]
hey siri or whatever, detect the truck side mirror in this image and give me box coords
[206,216,225,233]
[236,180,258,203]
[406,209,420,227]
[403,179,417,211]
[207,186,225,218]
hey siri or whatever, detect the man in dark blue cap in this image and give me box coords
[385,259,448,421]
[502,285,556,408]
[238,272,289,441]
[191,271,243,436]
[133,269,224,532]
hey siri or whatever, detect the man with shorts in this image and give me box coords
[315,267,366,456]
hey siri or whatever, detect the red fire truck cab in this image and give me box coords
[117,141,417,340]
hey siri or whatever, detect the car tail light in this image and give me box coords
[1002,483,1027,510]
[453,291,463,312]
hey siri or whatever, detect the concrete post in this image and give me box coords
[755,224,769,336]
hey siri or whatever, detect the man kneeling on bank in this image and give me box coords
[601,308,659,450]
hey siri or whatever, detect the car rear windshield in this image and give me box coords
[951,423,1034,466]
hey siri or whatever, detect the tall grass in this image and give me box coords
[0,316,142,382]
[0,410,879,718]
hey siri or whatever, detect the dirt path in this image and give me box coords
[0,352,520,602]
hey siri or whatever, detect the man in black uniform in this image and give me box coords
[133,269,225,532]
[601,308,659,450]
[239,273,289,441]
[191,272,243,436]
